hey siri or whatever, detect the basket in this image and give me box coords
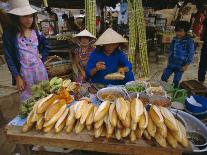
[45,55,72,78]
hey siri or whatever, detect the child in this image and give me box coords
[161,21,195,87]
[3,0,49,101]
[73,29,96,83]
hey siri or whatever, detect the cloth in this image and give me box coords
[161,64,184,87]
[18,30,48,101]
[168,36,195,66]
[86,48,134,85]
[2,28,50,85]
[198,44,207,82]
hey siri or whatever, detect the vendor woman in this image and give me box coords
[86,28,134,85]
[73,29,96,83]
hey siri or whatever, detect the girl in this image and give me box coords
[3,0,49,101]
[73,29,96,83]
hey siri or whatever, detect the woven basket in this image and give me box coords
[45,55,72,78]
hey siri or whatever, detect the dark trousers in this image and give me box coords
[161,64,184,87]
[198,44,207,82]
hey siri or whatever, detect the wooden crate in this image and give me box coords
[0,85,20,125]
[180,80,207,97]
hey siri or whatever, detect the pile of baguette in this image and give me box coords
[22,96,189,149]
[22,89,74,133]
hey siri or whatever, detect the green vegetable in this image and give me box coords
[126,84,145,92]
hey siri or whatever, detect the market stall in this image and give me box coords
[4,77,207,154]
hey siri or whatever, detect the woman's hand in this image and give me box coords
[81,70,86,78]
[118,67,129,75]
[16,76,25,91]
[96,62,106,71]
[181,65,189,72]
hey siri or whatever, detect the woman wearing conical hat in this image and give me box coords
[86,28,134,85]
[73,29,96,83]
[3,0,49,101]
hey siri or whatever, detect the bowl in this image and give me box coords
[125,81,146,93]
[97,87,126,102]
[188,131,207,150]
[185,96,207,113]
[150,95,171,108]
[146,86,167,97]
[129,92,149,105]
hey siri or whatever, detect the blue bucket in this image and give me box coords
[185,96,207,113]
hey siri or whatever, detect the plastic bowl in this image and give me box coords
[185,96,207,113]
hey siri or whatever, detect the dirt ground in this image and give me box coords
[0,46,206,155]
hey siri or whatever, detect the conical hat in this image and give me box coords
[8,0,37,16]
[74,29,96,39]
[94,28,128,45]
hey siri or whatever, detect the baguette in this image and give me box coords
[55,108,69,133]
[121,128,131,138]
[149,105,164,127]
[160,107,178,131]
[130,98,143,123]
[167,132,178,148]
[109,103,118,127]
[94,118,104,129]
[45,99,66,121]
[37,94,59,114]
[36,115,44,131]
[139,107,148,130]
[94,101,110,122]
[43,122,55,133]
[31,102,42,123]
[156,123,167,138]
[66,105,76,126]
[147,116,156,137]
[154,132,167,147]
[116,97,128,121]
[135,128,144,139]
[94,125,104,138]
[22,122,33,133]
[86,106,97,125]
[130,131,136,142]
[43,104,67,128]
[143,130,151,140]
[115,128,122,140]
[74,100,86,119]
[80,103,94,124]
[75,120,85,134]
[122,101,131,128]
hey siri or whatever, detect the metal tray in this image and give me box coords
[171,109,207,152]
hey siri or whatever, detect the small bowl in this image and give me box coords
[129,92,149,105]
[185,96,207,113]
[150,95,171,108]
[125,81,146,93]
[188,131,207,150]
[97,87,126,102]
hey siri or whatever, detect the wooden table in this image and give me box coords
[5,125,192,155]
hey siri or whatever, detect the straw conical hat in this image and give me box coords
[94,28,128,45]
[74,29,96,39]
[8,0,37,16]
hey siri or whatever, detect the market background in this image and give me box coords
[0,0,207,155]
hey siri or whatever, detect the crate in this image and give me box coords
[0,85,20,125]
[180,80,207,97]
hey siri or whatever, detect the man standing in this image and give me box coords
[198,16,207,83]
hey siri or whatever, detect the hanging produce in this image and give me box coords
[85,0,96,36]
[127,0,149,77]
